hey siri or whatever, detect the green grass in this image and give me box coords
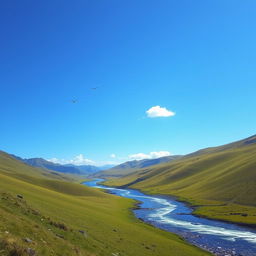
[0,151,210,256]
[104,135,256,225]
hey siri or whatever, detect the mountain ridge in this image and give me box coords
[10,155,103,175]
[95,155,182,178]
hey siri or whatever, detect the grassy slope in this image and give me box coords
[0,151,210,256]
[94,156,182,179]
[94,167,141,179]
[105,135,256,225]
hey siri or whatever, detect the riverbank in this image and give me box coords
[0,173,211,256]
[88,179,256,256]
[103,177,256,227]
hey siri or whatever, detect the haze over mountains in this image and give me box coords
[111,155,182,170]
[10,154,183,177]
[11,155,114,175]
[95,155,182,178]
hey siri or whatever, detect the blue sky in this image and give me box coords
[1,1,256,166]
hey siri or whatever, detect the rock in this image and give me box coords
[78,230,87,237]
[26,248,36,256]
[31,209,40,215]
[56,234,64,239]
[24,238,32,243]
[17,194,23,199]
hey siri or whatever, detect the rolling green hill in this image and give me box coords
[104,135,256,225]
[0,151,209,256]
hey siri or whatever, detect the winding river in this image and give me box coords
[84,179,256,256]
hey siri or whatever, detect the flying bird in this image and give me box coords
[71,99,78,103]
[91,87,99,90]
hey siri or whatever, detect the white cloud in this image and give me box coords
[146,106,175,118]
[110,154,116,158]
[149,151,172,158]
[128,153,149,160]
[128,151,171,160]
[48,157,60,164]
[99,160,119,166]
[48,154,95,166]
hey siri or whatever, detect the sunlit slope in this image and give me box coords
[0,151,71,181]
[95,155,182,178]
[0,151,209,256]
[105,135,256,224]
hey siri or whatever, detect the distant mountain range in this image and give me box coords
[11,155,114,175]
[94,155,182,178]
[11,154,183,176]
[112,155,182,170]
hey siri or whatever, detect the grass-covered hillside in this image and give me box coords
[104,135,256,225]
[94,155,182,179]
[0,151,210,256]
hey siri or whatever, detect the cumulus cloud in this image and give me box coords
[146,106,175,118]
[129,151,171,160]
[48,154,95,166]
[128,153,149,160]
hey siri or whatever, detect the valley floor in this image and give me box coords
[104,178,256,227]
[0,175,210,256]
